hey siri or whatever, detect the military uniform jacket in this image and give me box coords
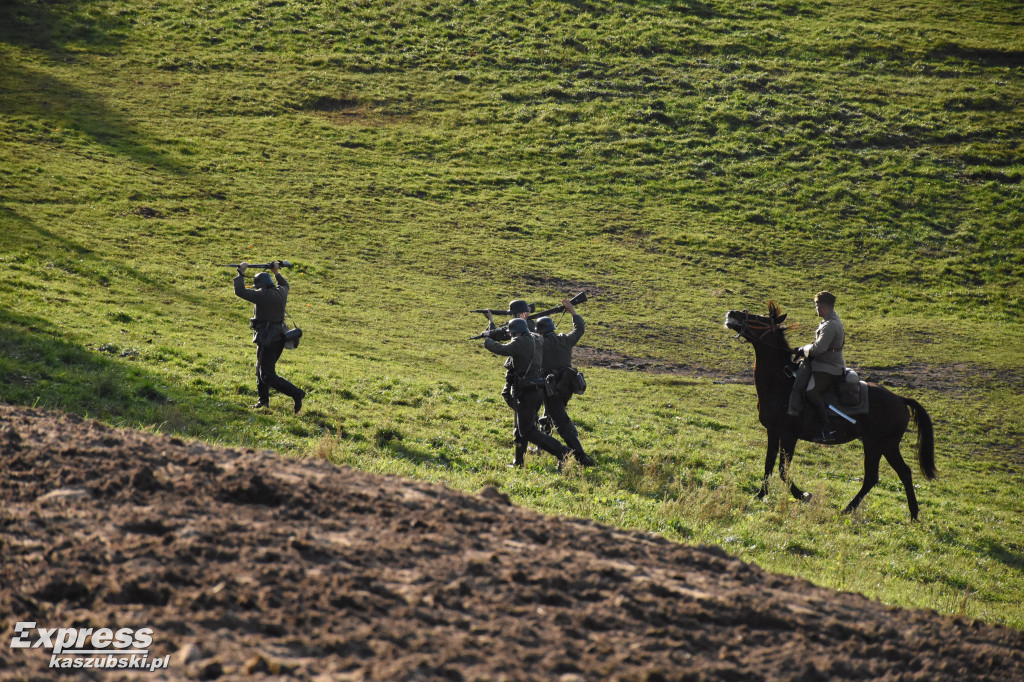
[484,333,545,384]
[234,272,289,345]
[801,310,845,375]
[541,314,585,373]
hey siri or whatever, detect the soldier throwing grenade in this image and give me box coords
[233,262,306,413]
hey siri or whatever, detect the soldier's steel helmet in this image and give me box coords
[535,316,555,335]
[508,318,530,336]
[253,272,274,289]
[509,299,531,315]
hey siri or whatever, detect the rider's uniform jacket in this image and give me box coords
[801,310,845,375]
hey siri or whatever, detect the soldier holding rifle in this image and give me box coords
[536,297,595,468]
[482,315,574,470]
[231,261,306,414]
[480,299,536,467]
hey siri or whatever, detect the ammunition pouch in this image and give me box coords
[572,369,586,395]
[544,367,586,399]
[283,326,303,349]
[513,376,546,397]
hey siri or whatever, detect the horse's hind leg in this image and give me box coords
[882,441,920,521]
[780,434,811,502]
[844,440,882,515]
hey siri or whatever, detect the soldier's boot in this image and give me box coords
[253,387,270,410]
[555,447,571,473]
[510,442,526,468]
[557,423,595,467]
[808,394,836,443]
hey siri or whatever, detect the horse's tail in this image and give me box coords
[905,397,937,480]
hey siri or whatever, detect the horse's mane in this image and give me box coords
[765,300,798,350]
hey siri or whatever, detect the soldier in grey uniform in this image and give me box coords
[233,262,306,413]
[535,298,595,467]
[483,317,573,469]
[787,291,845,442]
[485,300,535,466]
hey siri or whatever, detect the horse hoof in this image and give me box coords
[800,492,813,502]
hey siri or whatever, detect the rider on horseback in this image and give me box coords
[787,291,845,443]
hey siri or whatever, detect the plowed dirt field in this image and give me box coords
[1,405,1021,680]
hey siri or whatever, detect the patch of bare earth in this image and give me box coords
[1,405,1021,680]
[576,347,1019,396]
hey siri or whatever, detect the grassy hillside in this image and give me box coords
[1,0,1022,627]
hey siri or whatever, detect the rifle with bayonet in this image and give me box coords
[469,291,588,340]
[216,260,293,269]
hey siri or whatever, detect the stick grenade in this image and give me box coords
[216,258,292,268]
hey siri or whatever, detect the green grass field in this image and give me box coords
[2,0,1022,628]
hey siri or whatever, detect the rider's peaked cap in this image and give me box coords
[814,291,836,306]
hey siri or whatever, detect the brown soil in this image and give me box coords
[2,404,1022,681]
[576,346,1020,395]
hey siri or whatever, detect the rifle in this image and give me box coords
[217,260,293,269]
[469,291,588,340]
[526,291,587,320]
[470,303,536,316]
[469,328,512,341]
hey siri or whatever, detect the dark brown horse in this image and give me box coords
[725,303,936,520]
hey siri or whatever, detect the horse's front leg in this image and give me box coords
[781,433,812,502]
[759,431,780,499]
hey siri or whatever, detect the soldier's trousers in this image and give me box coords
[513,387,568,458]
[255,339,302,404]
[543,390,586,456]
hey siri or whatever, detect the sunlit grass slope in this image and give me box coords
[1,0,1022,627]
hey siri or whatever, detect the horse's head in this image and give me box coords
[724,302,789,345]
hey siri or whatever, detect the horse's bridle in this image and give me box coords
[732,311,800,355]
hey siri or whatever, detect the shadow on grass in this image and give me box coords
[0,206,211,309]
[0,61,189,176]
[0,309,250,438]
[377,434,466,471]
[0,1,130,51]
[977,538,1024,574]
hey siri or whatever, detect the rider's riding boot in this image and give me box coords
[809,395,836,443]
